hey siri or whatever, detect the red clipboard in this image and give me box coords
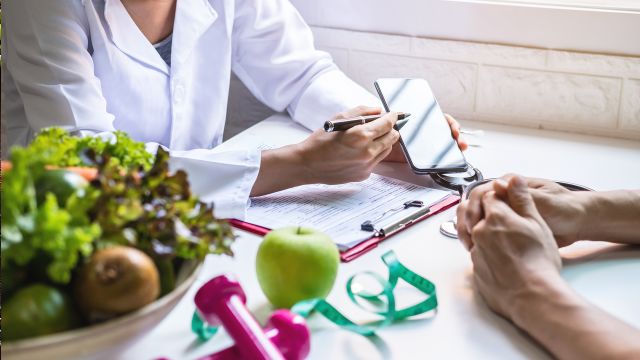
[228,194,460,262]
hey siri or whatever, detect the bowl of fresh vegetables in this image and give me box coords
[1,129,235,359]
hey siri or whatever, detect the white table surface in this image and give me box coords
[114,115,640,360]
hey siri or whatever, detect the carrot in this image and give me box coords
[0,161,98,181]
[1,161,12,173]
[62,167,98,181]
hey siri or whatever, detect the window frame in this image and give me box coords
[290,0,640,56]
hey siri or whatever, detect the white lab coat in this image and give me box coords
[1,0,377,219]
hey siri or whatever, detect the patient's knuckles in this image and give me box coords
[471,224,489,242]
[477,181,494,195]
[482,191,496,203]
[469,184,490,207]
[466,206,481,229]
[482,201,504,222]
[457,202,468,220]
[468,191,485,213]
[484,207,507,225]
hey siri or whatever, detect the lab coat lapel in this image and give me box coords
[104,0,170,75]
[172,0,218,66]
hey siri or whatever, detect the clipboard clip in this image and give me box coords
[361,200,428,236]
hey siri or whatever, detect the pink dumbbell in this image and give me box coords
[194,275,311,360]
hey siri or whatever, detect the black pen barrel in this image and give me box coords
[324,112,410,132]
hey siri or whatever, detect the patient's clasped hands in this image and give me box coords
[457,176,563,319]
[457,174,640,360]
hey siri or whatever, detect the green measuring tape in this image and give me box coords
[191,250,437,340]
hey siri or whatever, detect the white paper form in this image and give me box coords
[218,115,452,249]
[246,173,451,250]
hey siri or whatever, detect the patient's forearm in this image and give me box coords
[579,190,640,245]
[513,275,640,360]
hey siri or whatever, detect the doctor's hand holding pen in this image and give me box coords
[250,106,467,196]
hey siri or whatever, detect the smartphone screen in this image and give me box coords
[375,78,468,173]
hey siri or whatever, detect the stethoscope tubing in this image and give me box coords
[429,165,593,199]
[460,178,593,200]
[433,166,594,239]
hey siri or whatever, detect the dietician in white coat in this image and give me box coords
[2,0,466,219]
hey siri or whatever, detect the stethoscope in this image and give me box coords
[430,164,594,239]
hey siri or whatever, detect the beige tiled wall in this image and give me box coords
[312,26,640,140]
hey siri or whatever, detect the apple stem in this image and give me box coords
[297,225,301,235]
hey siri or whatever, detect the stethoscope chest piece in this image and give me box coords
[439,217,458,238]
[430,165,484,239]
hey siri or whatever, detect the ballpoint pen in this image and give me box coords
[324,112,411,132]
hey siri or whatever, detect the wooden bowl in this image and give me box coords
[1,261,200,360]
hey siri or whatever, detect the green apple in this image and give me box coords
[256,226,340,308]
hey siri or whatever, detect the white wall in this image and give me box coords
[225,2,640,140]
[312,26,640,140]
[288,0,640,56]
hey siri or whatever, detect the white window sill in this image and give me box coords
[486,0,640,12]
[290,0,640,56]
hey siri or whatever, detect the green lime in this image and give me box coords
[2,284,81,341]
[35,169,88,206]
[1,262,28,298]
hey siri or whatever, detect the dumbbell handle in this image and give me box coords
[200,293,284,360]
[198,327,281,360]
[198,309,310,360]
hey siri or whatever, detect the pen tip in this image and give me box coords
[403,112,411,118]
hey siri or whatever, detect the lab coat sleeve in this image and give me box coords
[288,70,382,131]
[230,0,380,132]
[70,137,261,221]
[168,148,261,220]
[4,0,260,220]
[3,0,116,135]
